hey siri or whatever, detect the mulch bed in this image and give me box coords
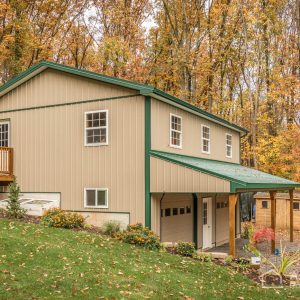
[0,209,40,224]
[0,209,104,234]
[214,258,292,287]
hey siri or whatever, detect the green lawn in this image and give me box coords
[0,220,299,299]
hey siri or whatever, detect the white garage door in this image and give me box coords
[215,195,229,246]
[161,194,193,243]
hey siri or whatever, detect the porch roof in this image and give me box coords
[150,150,300,193]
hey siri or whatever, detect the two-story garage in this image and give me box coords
[0,61,299,256]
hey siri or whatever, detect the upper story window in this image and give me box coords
[201,125,210,154]
[84,188,108,208]
[170,113,182,148]
[226,133,232,158]
[0,121,10,147]
[85,110,108,146]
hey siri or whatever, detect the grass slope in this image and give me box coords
[0,220,299,300]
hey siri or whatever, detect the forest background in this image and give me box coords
[0,0,299,180]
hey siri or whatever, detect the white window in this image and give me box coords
[84,188,108,208]
[170,113,182,148]
[85,110,108,146]
[0,121,9,147]
[226,133,232,158]
[201,125,210,153]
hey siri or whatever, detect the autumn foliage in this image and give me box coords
[0,0,299,180]
[253,228,275,244]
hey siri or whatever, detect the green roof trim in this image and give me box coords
[150,150,300,192]
[0,60,247,135]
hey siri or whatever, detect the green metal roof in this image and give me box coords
[150,150,300,192]
[0,60,247,135]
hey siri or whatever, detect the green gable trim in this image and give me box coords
[145,96,151,228]
[0,60,247,135]
[150,150,300,193]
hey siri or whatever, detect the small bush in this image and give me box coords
[102,220,121,237]
[6,179,26,219]
[176,241,195,257]
[193,252,212,262]
[224,255,234,265]
[120,223,161,250]
[41,208,85,229]
[241,222,254,240]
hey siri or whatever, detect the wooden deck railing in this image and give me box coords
[0,147,13,176]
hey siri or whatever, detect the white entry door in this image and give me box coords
[202,197,213,249]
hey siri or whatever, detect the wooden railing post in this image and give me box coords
[270,191,277,253]
[229,194,238,257]
[9,148,13,176]
[0,147,13,176]
[289,190,294,243]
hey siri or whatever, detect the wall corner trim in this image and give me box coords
[145,96,151,228]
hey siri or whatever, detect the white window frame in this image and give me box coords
[84,188,108,208]
[0,121,10,147]
[225,133,233,158]
[169,113,182,149]
[201,125,210,154]
[84,110,109,147]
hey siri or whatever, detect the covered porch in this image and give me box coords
[150,150,300,257]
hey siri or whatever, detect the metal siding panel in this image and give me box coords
[0,71,145,224]
[151,99,240,163]
[150,157,230,193]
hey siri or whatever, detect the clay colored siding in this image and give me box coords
[0,69,137,110]
[0,70,145,224]
[151,193,162,236]
[151,99,240,163]
[256,198,300,230]
[150,157,230,193]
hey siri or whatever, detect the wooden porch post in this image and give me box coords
[229,194,238,257]
[289,190,294,243]
[270,191,277,253]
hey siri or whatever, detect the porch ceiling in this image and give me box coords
[150,150,300,193]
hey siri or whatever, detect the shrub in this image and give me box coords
[176,241,195,257]
[241,222,254,240]
[41,208,85,229]
[6,178,26,219]
[193,252,212,262]
[120,223,161,250]
[253,228,275,244]
[102,220,121,237]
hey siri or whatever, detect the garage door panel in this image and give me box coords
[216,195,229,246]
[161,194,193,243]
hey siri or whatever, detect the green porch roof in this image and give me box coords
[150,150,300,193]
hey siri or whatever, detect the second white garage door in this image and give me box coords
[161,194,193,243]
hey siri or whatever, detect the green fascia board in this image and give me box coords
[0,60,247,135]
[150,150,300,192]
